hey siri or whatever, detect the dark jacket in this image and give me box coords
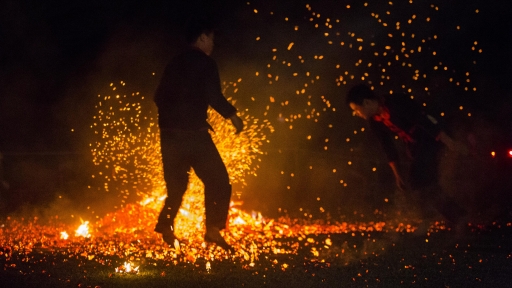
[154,48,237,131]
[369,93,442,162]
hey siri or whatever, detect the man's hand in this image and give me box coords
[438,131,469,155]
[394,174,406,191]
[389,162,406,191]
[229,114,244,134]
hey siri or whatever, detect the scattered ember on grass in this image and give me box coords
[1,202,511,287]
[115,261,139,274]
[0,202,445,269]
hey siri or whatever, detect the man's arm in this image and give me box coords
[437,131,468,155]
[203,58,244,133]
[388,161,406,191]
[401,95,467,154]
[370,120,400,162]
[203,59,237,118]
[370,120,406,190]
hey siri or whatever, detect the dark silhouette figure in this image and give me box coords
[153,19,244,251]
[346,84,468,233]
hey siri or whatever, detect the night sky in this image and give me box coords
[1,0,511,215]
[1,0,511,151]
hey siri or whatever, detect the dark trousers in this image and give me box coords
[408,133,441,190]
[156,129,232,231]
[407,134,466,223]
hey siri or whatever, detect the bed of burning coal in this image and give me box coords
[1,203,511,288]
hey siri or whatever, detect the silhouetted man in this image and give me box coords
[346,84,467,233]
[153,19,244,250]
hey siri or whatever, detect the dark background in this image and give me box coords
[0,0,511,220]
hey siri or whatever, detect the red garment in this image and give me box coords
[372,106,415,144]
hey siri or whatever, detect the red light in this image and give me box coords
[508,150,512,157]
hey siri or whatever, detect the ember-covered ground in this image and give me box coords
[1,203,511,288]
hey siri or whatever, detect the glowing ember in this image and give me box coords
[90,79,273,241]
[59,231,69,240]
[115,261,139,274]
[75,220,90,238]
[233,216,247,225]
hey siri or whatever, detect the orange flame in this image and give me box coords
[115,262,139,274]
[75,221,90,238]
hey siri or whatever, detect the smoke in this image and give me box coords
[0,1,186,218]
[439,113,512,221]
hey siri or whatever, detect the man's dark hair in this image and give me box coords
[184,17,216,44]
[345,84,379,106]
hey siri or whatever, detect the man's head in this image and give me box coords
[185,18,215,55]
[346,84,381,120]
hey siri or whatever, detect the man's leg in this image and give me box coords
[191,132,232,250]
[430,189,467,224]
[192,133,232,230]
[408,139,444,232]
[410,140,466,226]
[155,132,190,240]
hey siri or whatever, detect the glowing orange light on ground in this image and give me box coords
[75,221,90,238]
